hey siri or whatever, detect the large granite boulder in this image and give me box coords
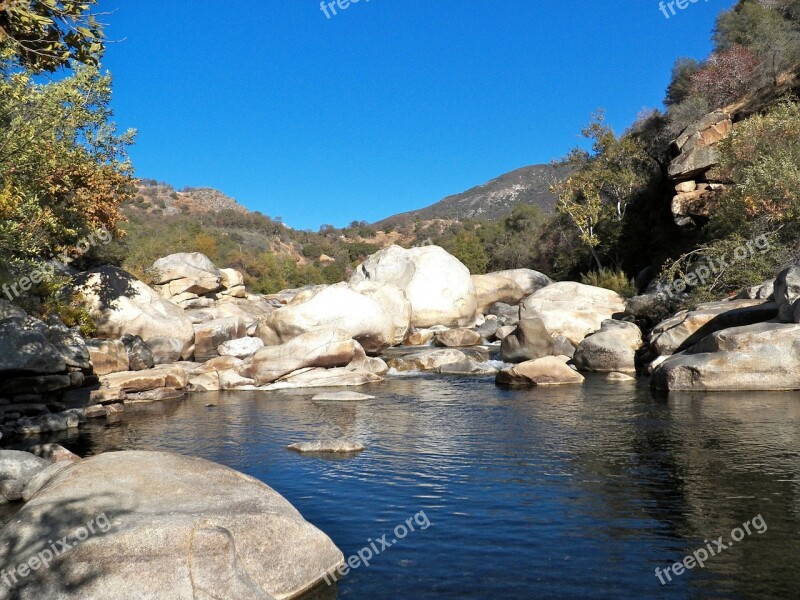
[242,328,362,385]
[72,266,195,361]
[651,322,800,392]
[521,282,626,346]
[500,318,554,363]
[0,451,343,599]
[649,299,778,356]
[0,450,49,502]
[256,284,409,354]
[471,274,525,314]
[0,319,66,375]
[151,252,224,298]
[493,269,553,296]
[350,245,477,328]
[573,320,643,373]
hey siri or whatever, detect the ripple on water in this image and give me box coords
[20,377,800,599]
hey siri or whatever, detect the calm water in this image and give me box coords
[21,375,800,599]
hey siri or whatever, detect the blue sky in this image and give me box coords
[100,0,735,230]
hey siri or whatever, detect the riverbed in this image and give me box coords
[21,375,800,599]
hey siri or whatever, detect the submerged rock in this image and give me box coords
[287,441,366,454]
[0,451,344,600]
[311,391,375,401]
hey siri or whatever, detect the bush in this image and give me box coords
[580,268,636,297]
[689,46,759,109]
[713,99,800,230]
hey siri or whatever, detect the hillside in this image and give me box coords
[376,164,567,227]
[130,180,250,215]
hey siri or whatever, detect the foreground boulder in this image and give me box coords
[496,356,585,387]
[500,318,554,363]
[649,299,777,356]
[350,245,477,328]
[521,282,626,346]
[0,451,343,599]
[256,283,409,354]
[573,320,643,373]
[72,266,195,361]
[651,322,800,392]
[0,450,49,502]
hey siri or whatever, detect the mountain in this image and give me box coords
[376,163,567,227]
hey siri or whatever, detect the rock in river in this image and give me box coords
[0,451,344,600]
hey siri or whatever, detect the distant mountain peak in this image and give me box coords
[376,163,567,227]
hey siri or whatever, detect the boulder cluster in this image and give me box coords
[5,240,800,442]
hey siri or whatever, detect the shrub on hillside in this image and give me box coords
[580,268,636,298]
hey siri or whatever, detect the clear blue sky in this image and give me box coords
[99,0,735,230]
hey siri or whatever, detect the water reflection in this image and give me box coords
[15,376,800,599]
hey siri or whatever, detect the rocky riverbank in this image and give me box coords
[2,244,799,441]
[1,242,799,598]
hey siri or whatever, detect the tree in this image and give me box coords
[552,112,657,269]
[714,0,800,85]
[665,57,702,106]
[0,0,105,72]
[443,230,488,274]
[0,59,135,281]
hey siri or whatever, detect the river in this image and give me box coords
[20,374,800,599]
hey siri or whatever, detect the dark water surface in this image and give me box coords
[37,375,800,599]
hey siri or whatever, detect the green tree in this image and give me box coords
[552,112,657,269]
[0,1,105,72]
[0,59,135,283]
[443,230,488,274]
